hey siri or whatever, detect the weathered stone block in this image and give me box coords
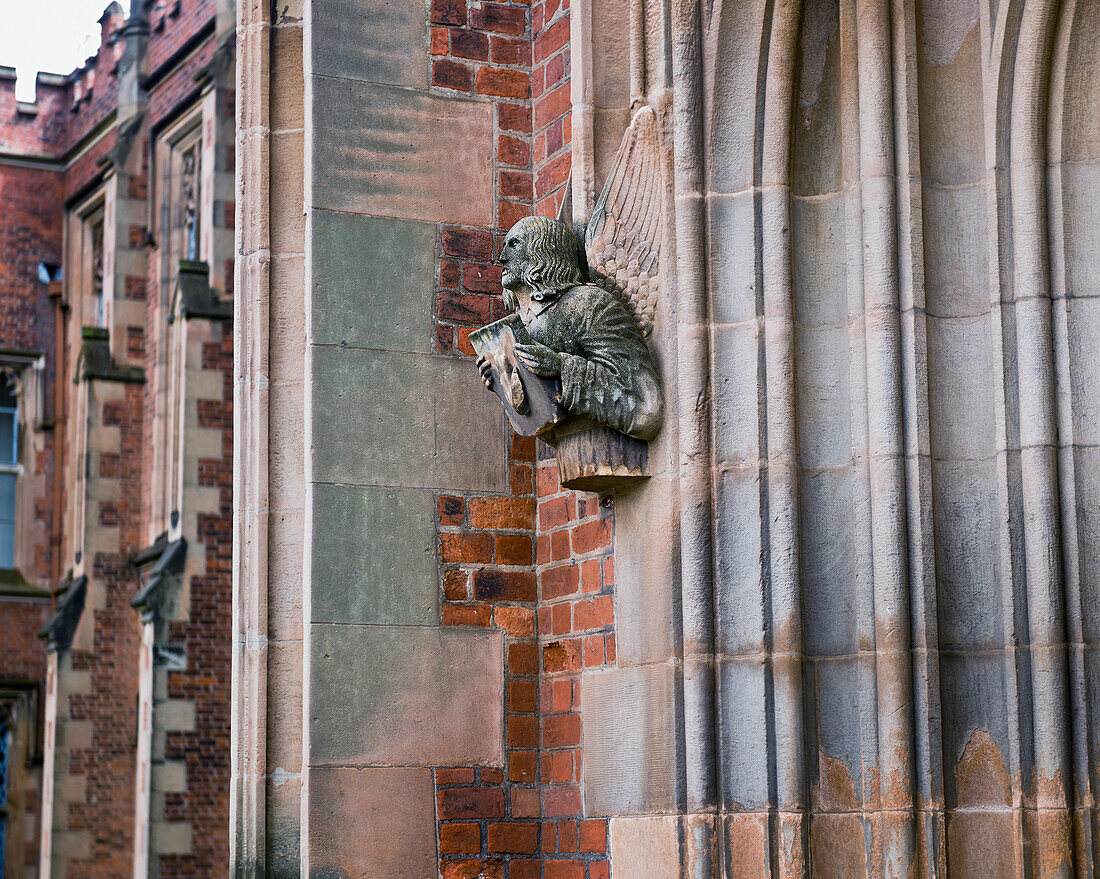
[926,314,996,461]
[717,658,769,809]
[311,0,429,88]
[931,459,1002,651]
[711,322,761,466]
[581,662,681,814]
[938,651,1012,809]
[809,655,873,811]
[714,467,764,656]
[312,77,494,225]
[916,29,986,187]
[608,815,681,879]
[1075,449,1100,644]
[922,183,990,318]
[311,346,508,492]
[150,820,191,855]
[611,475,680,666]
[709,191,758,326]
[808,813,868,879]
[589,0,631,108]
[945,810,1018,878]
[794,324,851,469]
[312,211,436,353]
[1067,296,1100,445]
[311,484,438,625]
[310,624,503,766]
[724,813,771,879]
[271,25,305,132]
[708,6,766,196]
[266,769,302,876]
[798,466,857,657]
[308,766,437,878]
[1062,164,1100,293]
[791,194,849,327]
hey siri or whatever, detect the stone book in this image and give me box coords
[469,313,567,437]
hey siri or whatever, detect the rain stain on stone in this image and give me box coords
[809,813,868,879]
[954,728,1009,807]
[1033,808,1073,876]
[813,750,860,812]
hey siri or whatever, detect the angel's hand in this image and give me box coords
[514,343,562,377]
[476,354,494,390]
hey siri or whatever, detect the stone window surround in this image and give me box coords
[68,192,108,335]
[157,109,205,273]
[150,106,206,543]
[0,355,46,577]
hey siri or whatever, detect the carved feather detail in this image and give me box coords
[584,105,664,338]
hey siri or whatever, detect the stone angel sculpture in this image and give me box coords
[471,106,665,490]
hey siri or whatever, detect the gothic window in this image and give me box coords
[165,126,203,270]
[74,201,107,330]
[180,140,201,262]
[91,216,105,327]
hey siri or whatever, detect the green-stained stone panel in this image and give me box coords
[311,210,436,352]
[311,484,438,625]
[310,345,508,492]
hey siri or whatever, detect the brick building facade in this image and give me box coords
[234,0,1100,877]
[0,1,234,876]
[5,0,1100,876]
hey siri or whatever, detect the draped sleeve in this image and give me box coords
[555,288,662,440]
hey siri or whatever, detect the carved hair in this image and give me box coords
[510,216,585,296]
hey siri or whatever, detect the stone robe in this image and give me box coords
[519,283,661,440]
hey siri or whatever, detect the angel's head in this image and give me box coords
[499,216,585,307]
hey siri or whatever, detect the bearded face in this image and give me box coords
[499,229,527,293]
[498,217,586,308]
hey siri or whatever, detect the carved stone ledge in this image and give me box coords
[552,419,647,492]
[39,574,87,652]
[75,326,145,383]
[170,260,232,322]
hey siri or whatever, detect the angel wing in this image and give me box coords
[584,105,664,338]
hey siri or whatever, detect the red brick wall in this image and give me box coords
[0,599,50,679]
[0,2,232,876]
[429,0,535,357]
[0,78,68,156]
[0,597,49,875]
[535,460,612,878]
[148,0,217,75]
[0,156,62,584]
[429,2,619,875]
[159,323,232,878]
[148,39,216,127]
[531,0,571,216]
[66,382,145,879]
[0,163,61,356]
[435,431,541,879]
[64,14,124,150]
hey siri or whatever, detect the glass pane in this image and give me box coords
[0,380,14,408]
[0,411,14,465]
[0,473,14,568]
